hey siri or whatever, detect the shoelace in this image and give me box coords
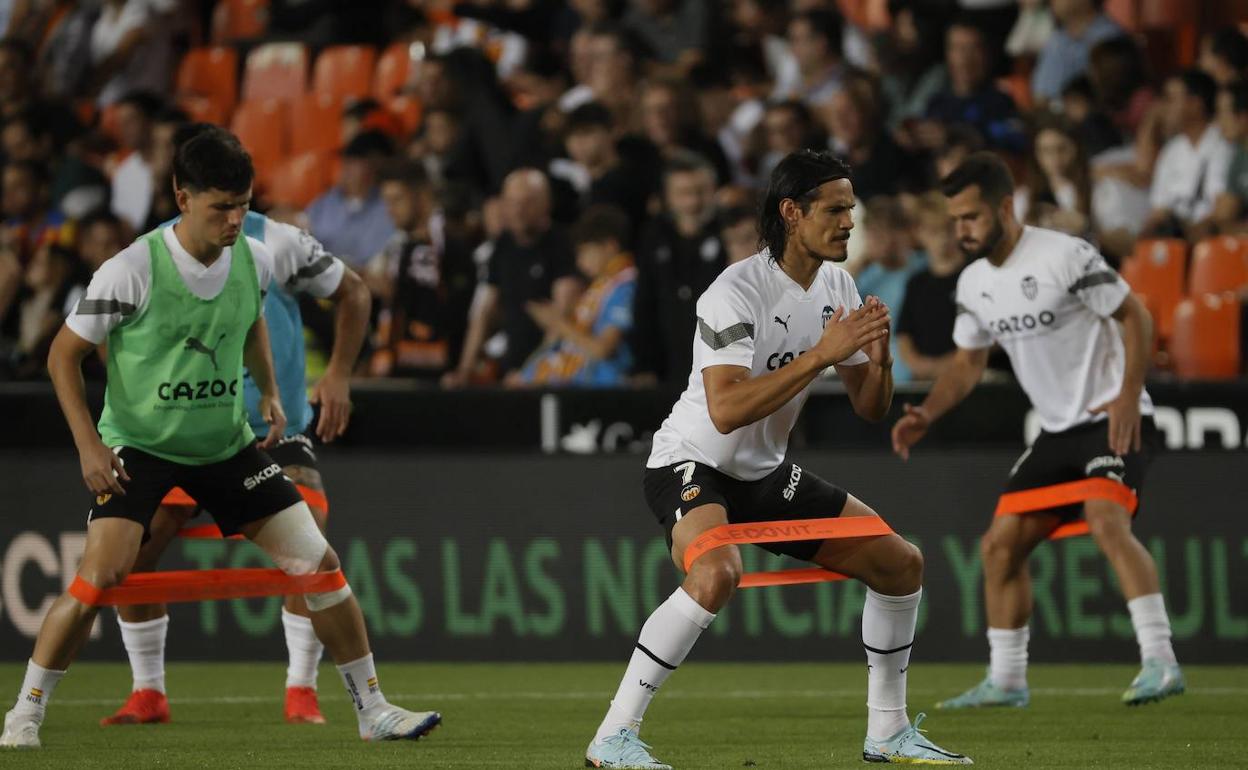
[607,729,660,762]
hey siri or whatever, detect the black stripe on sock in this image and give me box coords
[635,643,678,670]
[863,641,914,656]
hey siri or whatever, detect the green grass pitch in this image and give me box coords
[1,662,1244,768]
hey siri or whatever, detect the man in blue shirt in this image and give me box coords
[306,130,397,268]
[1031,0,1125,106]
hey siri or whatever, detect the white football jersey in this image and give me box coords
[953,226,1153,433]
[648,251,869,481]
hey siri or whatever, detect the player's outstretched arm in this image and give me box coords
[245,315,286,447]
[704,303,889,434]
[47,325,129,495]
[891,346,988,460]
[311,266,370,442]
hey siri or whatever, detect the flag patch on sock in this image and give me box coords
[366,676,378,692]
[26,688,43,703]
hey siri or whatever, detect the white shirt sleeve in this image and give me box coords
[246,237,276,297]
[1149,140,1177,210]
[1061,237,1129,318]
[263,218,346,299]
[695,282,758,369]
[65,242,151,344]
[836,273,870,366]
[952,270,993,350]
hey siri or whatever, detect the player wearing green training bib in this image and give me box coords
[2,127,441,751]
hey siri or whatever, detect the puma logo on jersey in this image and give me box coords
[774,314,790,331]
[980,291,993,302]
[185,333,227,371]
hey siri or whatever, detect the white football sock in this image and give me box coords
[10,660,66,722]
[863,588,920,740]
[336,653,388,734]
[119,615,168,694]
[594,587,715,744]
[987,626,1029,690]
[282,608,323,689]
[1128,593,1177,665]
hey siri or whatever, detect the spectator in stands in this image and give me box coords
[897,192,965,381]
[623,0,710,72]
[920,19,1025,154]
[75,211,125,274]
[933,123,985,181]
[566,22,642,123]
[445,168,583,387]
[774,9,845,105]
[855,195,925,381]
[0,39,80,148]
[1017,113,1093,236]
[518,205,637,387]
[88,0,178,106]
[877,1,948,135]
[307,130,397,268]
[823,72,919,201]
[1058,75,1122,158]
[140,107,187,232]
[718,204,757,265]
[729,0,797,88]
[564,102,652,238]
[757,99,821,184]
[630,151,723,385]
[1199,27,1248,87]
[409,106,469,190]
[369,160,476,381]
[1087,35,1155,139]
[2,109,107,219]
[1212,82,1248,235]
[637,77,731,184]
[1145,69,1233,240]
[3,160,65,266]
[108,90,162,232]
[1030,0,1124,107]
[1,242,75,379]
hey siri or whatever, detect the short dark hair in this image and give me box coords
[1210,27,1248,73]
[173,126,253,194]
[571,204,631,248]
[662,149,715,184]
[1173,68,1219,117]
[793,10,843,55]
[759,149,851,263]
[173,121,215,151]
[566,102,614,134]
[78,209,123,232]
[378,158,430,190]
[115,90,165,120]
[940,151,1015,205]
[4,158,48,186]
[1225,82,1248,115]
[155,106,190,127]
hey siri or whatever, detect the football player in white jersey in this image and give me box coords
[585,150,972,769]
[892,152,1184,709]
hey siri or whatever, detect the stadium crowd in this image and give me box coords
[0,0,1245,385]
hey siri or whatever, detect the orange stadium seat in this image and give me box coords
[288,92,343,156]
[269,152,332,208]
[212,0,268,42]
[177,95,229,125]
[176,47,239,123]
[388,94,422,136]
[1121,238,1187,339]
[1170,293,1242,380]
[374,41,414,101]
[230,98,288,188]
[313,45,377,103]
[996,74,1033,111]
[1190,236,1248,297]
[242,42,308,103]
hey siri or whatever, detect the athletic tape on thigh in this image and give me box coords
[994,478,1138,541]
[682,516,895,588]
[173,484,329,540]
[68,568,347,606]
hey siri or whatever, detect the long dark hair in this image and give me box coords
[1024,113,1090,223]
[758,149,850,264]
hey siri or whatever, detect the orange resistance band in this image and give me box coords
[69,568,346,607]
[682,516,895,588]
[171,484,330,540]
[994,478,1138,541]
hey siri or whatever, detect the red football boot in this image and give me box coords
[284,686,326,724]
[100,689,170,726]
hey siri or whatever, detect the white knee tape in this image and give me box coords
[305,584,353,611]
[252,502,329,576]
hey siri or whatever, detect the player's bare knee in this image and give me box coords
[317,545,340,572]
[685,551,741,609]
[980,531,1022,575]
[896,539,924,585]
[77,564,129,591]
